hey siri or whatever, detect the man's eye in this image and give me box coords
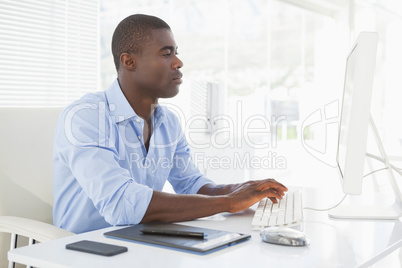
[163,50,178,57]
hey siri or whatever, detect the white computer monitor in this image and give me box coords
[336,32,378,195]
[329,32,402,220]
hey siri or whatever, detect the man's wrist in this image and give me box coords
[216,194,232,213]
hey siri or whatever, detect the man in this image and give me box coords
[53,14,287,234]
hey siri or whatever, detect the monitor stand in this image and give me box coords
[329,114,402,220]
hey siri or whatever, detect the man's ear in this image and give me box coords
[120,53,136,71]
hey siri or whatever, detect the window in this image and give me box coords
[0,0,99,107]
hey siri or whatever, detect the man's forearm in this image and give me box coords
[140,190,229,223]
[197,183,241,196]
[141,179,288,224]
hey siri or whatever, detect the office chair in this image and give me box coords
[0,108,74,268]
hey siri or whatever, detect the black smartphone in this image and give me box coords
[66,240,128,256]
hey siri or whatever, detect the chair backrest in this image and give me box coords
[0,107,63,267]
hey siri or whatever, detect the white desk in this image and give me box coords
[8,188,402,268]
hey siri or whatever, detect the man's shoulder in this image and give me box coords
[59,91,108,122]
[158,104,183,122]
[158,105,186,131]
[68,91,107,109]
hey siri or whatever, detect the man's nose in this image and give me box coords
[172,55,183,70]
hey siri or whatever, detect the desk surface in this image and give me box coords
[8,188,402,268]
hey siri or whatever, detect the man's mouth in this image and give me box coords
[173,72,183,84]
[173,73,183,80]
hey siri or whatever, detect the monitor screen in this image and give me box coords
[337,44,357,180]
[335,32,378,195]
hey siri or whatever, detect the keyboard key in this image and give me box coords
[251,190,304,230]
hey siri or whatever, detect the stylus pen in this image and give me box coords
[140,229,207,239]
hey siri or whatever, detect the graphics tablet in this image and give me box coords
[104,222,251,254]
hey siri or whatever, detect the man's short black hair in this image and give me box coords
[111,14,171,71]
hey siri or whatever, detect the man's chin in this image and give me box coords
[161,88,180,99]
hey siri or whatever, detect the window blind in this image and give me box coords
[0,0,99,107]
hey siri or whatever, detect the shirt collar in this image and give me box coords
[105,79,136,123]
[105,79,166,126]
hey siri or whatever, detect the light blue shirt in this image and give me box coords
[53,79,213,234]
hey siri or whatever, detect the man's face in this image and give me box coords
[134,29,183,99]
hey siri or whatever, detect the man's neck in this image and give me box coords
[117,78,157,121]
[128,97,157,121]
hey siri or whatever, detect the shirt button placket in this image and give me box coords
[134,117,142,141]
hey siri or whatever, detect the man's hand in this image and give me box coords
[224,179,287,213]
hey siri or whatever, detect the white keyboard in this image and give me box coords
[252,190,304,230]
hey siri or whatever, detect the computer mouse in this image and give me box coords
[260,227,310,247]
